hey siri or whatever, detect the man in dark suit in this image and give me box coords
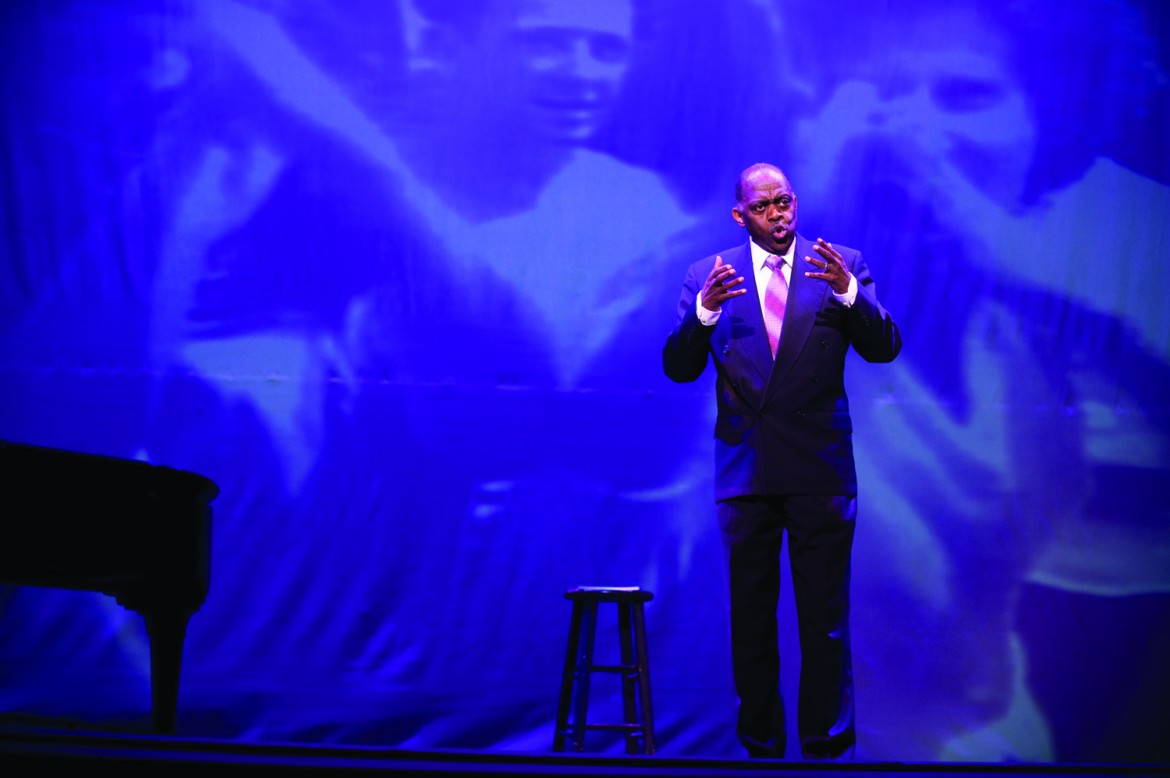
[663,163,901,759]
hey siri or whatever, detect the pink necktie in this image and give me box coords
[763,256,788,359]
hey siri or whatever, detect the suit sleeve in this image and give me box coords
[844,251,902,363]
[662,261,714,382]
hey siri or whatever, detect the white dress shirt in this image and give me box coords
[696,239,857,326]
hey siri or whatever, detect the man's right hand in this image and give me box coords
[700,256,746,312]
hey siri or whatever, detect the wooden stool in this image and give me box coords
[553,586,656,754]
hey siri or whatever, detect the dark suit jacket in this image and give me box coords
[663,235,901,500]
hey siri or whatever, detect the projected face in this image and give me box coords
[797,9,1037,219]
[884,17,1035,207]
[492,1,635,142]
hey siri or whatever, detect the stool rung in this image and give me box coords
[580,663,641,673]
[582,723,645,732]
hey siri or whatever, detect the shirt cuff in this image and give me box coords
[695,296,721,326]
[833,274,858,307]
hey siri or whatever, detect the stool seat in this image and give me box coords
[553,586,655,754]
[564,586,653,604]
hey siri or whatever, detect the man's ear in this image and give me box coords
[731,207,745,228]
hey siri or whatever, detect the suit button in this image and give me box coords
[723,345,731,355]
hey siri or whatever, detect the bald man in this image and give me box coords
[663,163,901,759]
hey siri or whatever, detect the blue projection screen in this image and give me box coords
[2,0,1168,763]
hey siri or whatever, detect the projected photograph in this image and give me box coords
[2,0,1167,765]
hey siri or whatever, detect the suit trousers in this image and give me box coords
[717,494,857,759]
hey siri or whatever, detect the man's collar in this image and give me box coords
[749,238,795,270]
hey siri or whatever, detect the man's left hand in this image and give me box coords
[805,238,852,295]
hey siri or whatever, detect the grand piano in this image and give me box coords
[0,439,217,734]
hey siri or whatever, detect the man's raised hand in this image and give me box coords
[701,256,746,312]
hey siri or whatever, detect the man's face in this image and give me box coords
[501,1,634,142]
[732,168,798,255]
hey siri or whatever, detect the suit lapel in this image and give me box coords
[768,234,828,396]
[720,243,774,386]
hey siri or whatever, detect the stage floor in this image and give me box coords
[3,728,1168,777]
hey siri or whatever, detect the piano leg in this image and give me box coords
[141,608,192,735]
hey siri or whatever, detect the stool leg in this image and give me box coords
[569,601,599,752]
[633,603,656,754]
[554,601,584,751]
[617,603,640,754]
